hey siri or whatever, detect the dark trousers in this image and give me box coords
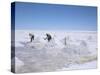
[30,36,34,42]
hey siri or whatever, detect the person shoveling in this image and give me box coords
[28,33,45,49]
[44,33,52,42]
[29,33,34,42]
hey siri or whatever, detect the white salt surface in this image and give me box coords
[58,60,97,71]
[12,30,97,73]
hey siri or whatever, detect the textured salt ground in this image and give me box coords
[13,44,97,73]
[15,46,68,73]
[57,60,97,71]
[12,30,97,73]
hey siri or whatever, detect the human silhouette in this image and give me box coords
[44,33,52,42]
[29,33,34,42]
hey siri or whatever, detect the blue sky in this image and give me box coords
[15,2,97,31]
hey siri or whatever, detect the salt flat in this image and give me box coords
[12,30,97,73]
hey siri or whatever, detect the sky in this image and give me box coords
[14,2,97,31]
